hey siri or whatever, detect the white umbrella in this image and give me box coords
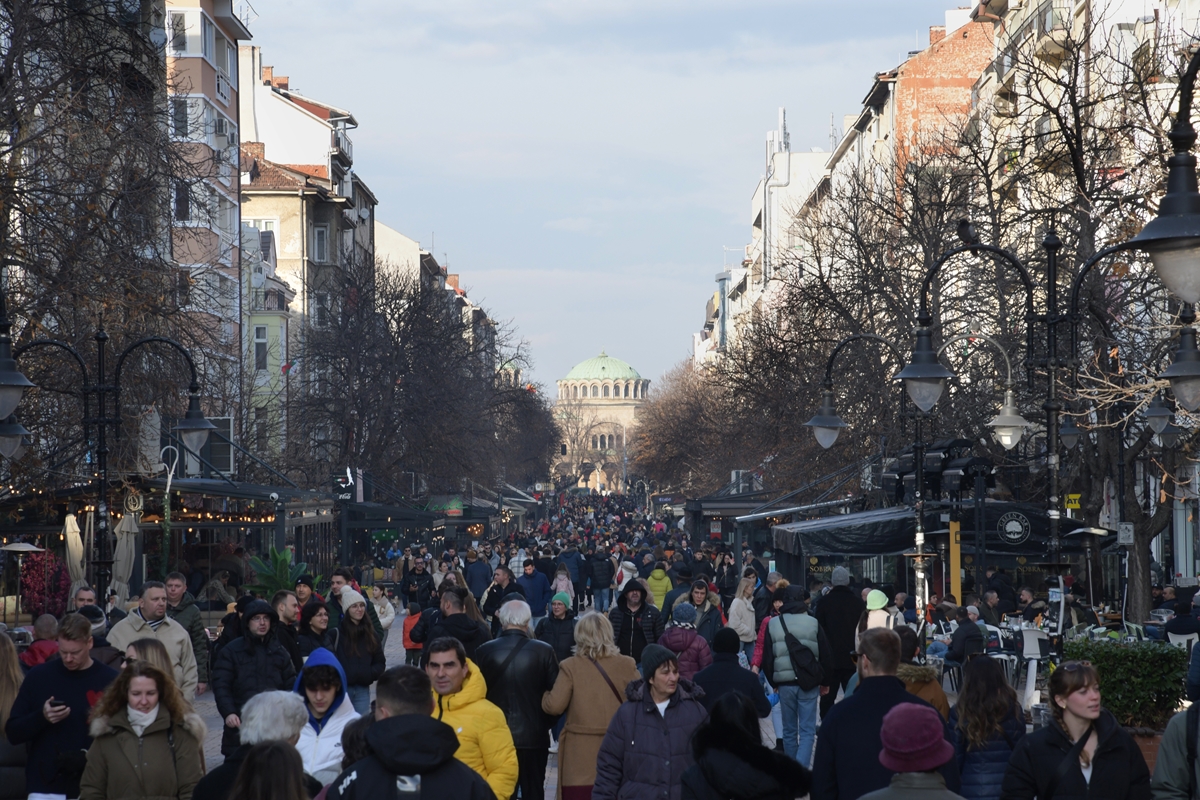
[109,512,139,606]
[63,513,88,599]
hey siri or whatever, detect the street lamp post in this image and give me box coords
[14,325,216,598]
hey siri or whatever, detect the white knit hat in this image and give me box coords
[340,588,366,613]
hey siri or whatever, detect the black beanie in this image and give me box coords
[713,626,740,655]
[640,644,677,679]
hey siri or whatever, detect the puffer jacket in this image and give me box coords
[1000,708,1149,800]
[765,591,834,688]
[79,707,205,800]
[293,647,361,784]
[166,592,210,685]
[646,569,673,609]
[591,555,617,588]
[728,596,757,643]
[671,591,725,644]
[594,677,708,800]
[948,701,1024,800]
[681,718,811,800]
[475,629,560,749]
[212,600,298,719]
[559,548,584,583]
[534,611,577,663]
[609,582,665,661]
[432,658,518,800]
[658,625,713,681]
[372,596,395,630]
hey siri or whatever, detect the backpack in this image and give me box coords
[777,615,825,691]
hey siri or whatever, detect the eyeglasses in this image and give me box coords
[849,651,864,663]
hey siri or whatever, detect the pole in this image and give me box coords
[1044,231,1063,569]
[974,467,987,592]
[94,328,111,601]
[914,414,928,608]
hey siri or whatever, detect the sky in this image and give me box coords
[246,0,969,388]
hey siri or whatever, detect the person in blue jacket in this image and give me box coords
[292,648,361,786]
[517,560,554,622]
[947,655,1024,800]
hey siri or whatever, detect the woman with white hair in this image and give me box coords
[542,611,640,800]
[192,690,315,800]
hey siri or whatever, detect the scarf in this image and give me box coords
[128,704,160,737]
[136,608,165,631]
[670,621,697,631]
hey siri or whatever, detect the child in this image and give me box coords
[402,601,422,665]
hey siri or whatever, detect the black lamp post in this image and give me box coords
[14,326,216,597]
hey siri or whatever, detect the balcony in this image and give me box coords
[250,288,289,313]
[1033,0,1069,60]
[330,128,353,165]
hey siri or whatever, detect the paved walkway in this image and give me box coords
[196,614,560,795]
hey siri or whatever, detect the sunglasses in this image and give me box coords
[120,655,137,665]
[849,651,865,663]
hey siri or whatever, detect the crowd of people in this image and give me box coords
[0,492,1186,800]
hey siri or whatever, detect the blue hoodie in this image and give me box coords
[293,647,349,733]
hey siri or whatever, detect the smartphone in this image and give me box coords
[48,700,67,709]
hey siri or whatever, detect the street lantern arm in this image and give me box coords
[1066,240,1142,365]
[13,339,92,447]
[112,335,206,439]
[937,331,1017,387]
[821,333,907,387]
[917,242,1035,350]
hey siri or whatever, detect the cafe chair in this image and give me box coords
[1020,629,1052,711]
[1123,622,1147,641]
[1168,632,1199,653]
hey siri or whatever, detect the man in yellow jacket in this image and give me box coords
[427,637,518,799]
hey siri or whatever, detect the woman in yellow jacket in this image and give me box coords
[428,641,518,800]
[645,562,673,611]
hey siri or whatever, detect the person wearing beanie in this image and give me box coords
[212,599,297,755]
[335,588,385,714]
[811,628,960,800]
[693,626,771,717]
[594,643,707,800]
[856,590,898,650]
[77,604,123,669]
[815,567,864,718]
[294,574,323,607]
[858,703,962,800]
[535,591,577,663]
[658,601,712,681]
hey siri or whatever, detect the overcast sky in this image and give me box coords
[247,1,971,388]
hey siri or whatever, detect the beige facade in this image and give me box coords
[554,353,649,491]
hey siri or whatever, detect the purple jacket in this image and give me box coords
[594,677,708,800]
[657,626,712,681]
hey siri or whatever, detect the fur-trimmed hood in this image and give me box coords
[90,707,206,741]
[690,722,812,799]
[896,662,939,684]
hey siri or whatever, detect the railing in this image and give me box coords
[331,128,353,161]
[215,73,230,104]
[250,289,289,312]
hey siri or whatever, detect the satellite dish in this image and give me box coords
[358,207,370,220]
[250,265,265,288]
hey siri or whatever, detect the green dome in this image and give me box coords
[564,351,642,382]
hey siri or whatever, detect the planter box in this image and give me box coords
[1132,732,1163,774]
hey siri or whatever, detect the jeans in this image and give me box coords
[778,684,820,767]
[347,684,372,715]
[594,588,612,613]
[741,640,755,663]
[927,641,949,659]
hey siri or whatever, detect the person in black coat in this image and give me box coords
[297,601,337,658]
[693,627,771,718]
[534,595,577,663]
[1164,600,1200,636]
[946,607,985,666]
[813,567,864,717]
[335,589,387,715]
[411,586,492,666]
[1001,660,1149,800]
[947,656,1024,800]
[326,666,495,800]
[481,566,526,635]
[211,599,298,756]
[475,599,559,800]
[400,560,437,611]
[681,691,810,800]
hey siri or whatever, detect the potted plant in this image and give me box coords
[1064,639,1188,771]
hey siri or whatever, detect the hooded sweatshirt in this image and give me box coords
[293,647,361,784]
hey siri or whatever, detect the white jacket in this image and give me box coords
[372,597,395,630]
[296,692,360,785]
[728,596,757,643]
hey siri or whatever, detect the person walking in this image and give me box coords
[193,691,312,800]
[19,616,59,671]
[593,644,708,800]
[518,561,555,624]
[212,599,298,756]
[297,602,335,659]
[947,657,1023,800]
[224,741,311,800]
[427,637,519,800]
[271,590,303,674]
[693,627,771,718]
[464,549,494,602]
[481,566,526,635]
[107,581,199,698]
[412,586,492,666]
[535,593,578,663]
[542,611,641,800]
[645,563,673,610]
[896,627,950,719]
[1001,660,1149,800]
[551,564,576,608]
[657,603,712,681]
[0,635,25,800]
[761,584,834,768]
[324,666,496,800]
[476,600,560,800]
[811,628,959,800]
[370,586,395,648]
[727,578,758,662]
[6,613,118,798]
[859,703,964,800]
[78,661,205,800]
[334,589,385,715]
[671,580,725,644]
[165,571,211,696]
[291,648,360,785]
[680,692,810,800]
[590,550,617,613]
[814,566,863,716]
[608,581,664,663]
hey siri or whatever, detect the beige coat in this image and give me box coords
[107,613,199,698]
[727,596,756,643]
[542,653,641,800]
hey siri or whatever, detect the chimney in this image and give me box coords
[273,75,289,90]
[261,64,273,85]
[446,274,460,290]
[242,142,265,160]
[929,25,946,45]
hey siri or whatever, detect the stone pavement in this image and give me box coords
[196,613,560,794]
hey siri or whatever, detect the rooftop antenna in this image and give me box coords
[830,113,838,151]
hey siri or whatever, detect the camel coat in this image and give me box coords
[542,653,641,800]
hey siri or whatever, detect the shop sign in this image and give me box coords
[427,495,464,517]
[997,511,1031,545]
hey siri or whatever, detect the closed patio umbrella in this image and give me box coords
[63,513,88,599]
[109,512,139,606]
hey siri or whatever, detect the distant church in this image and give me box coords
[554,352,649,491]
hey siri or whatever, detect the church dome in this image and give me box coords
[563,351,642,382]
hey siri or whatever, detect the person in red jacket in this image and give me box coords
[656,603,712,680]
[19,614,59,670]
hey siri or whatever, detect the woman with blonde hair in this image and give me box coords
[0,635,24,799]
[123,637,174,678]
[370,585,395,648]
[79,661,205,800]
[543,611,640,800]
[727,577,758,661]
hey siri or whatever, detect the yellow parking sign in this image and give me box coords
[1065,494,1081,510]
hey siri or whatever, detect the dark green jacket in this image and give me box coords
[167,592,209,684]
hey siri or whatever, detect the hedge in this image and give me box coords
[1063,639,1187,731]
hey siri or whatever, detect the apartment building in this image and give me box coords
[242,224,294,456]
[375,221,447,291]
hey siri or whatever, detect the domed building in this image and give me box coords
[555,352,649,491]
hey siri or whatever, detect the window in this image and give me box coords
[246,219,275,232]
[168,11,187,52]
[633,383,638,399]
[572,385,578,399]
[591,435,598,449]
[315,293,329,327]
[602,385,609,398]
[313,225,329,263]
[254,326,268,371]
[201,15,214,60]
[170,98,188,136]
[591,385,598,398]
[624,383,629,397]
[173,182,191,222]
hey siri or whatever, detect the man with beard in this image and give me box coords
[401,558,437,611]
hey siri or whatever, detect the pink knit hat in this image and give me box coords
[878,703,955,773]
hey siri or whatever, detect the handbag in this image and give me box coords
[590,658,624,703]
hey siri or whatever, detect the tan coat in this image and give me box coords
[107,613,199,698]
[80,708,205,800]
[542,653,641,800]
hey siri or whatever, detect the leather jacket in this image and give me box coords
[473,629,560,749]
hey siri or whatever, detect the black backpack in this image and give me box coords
[776,614,825,691]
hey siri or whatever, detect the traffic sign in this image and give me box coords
[1065,494,1080,509]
